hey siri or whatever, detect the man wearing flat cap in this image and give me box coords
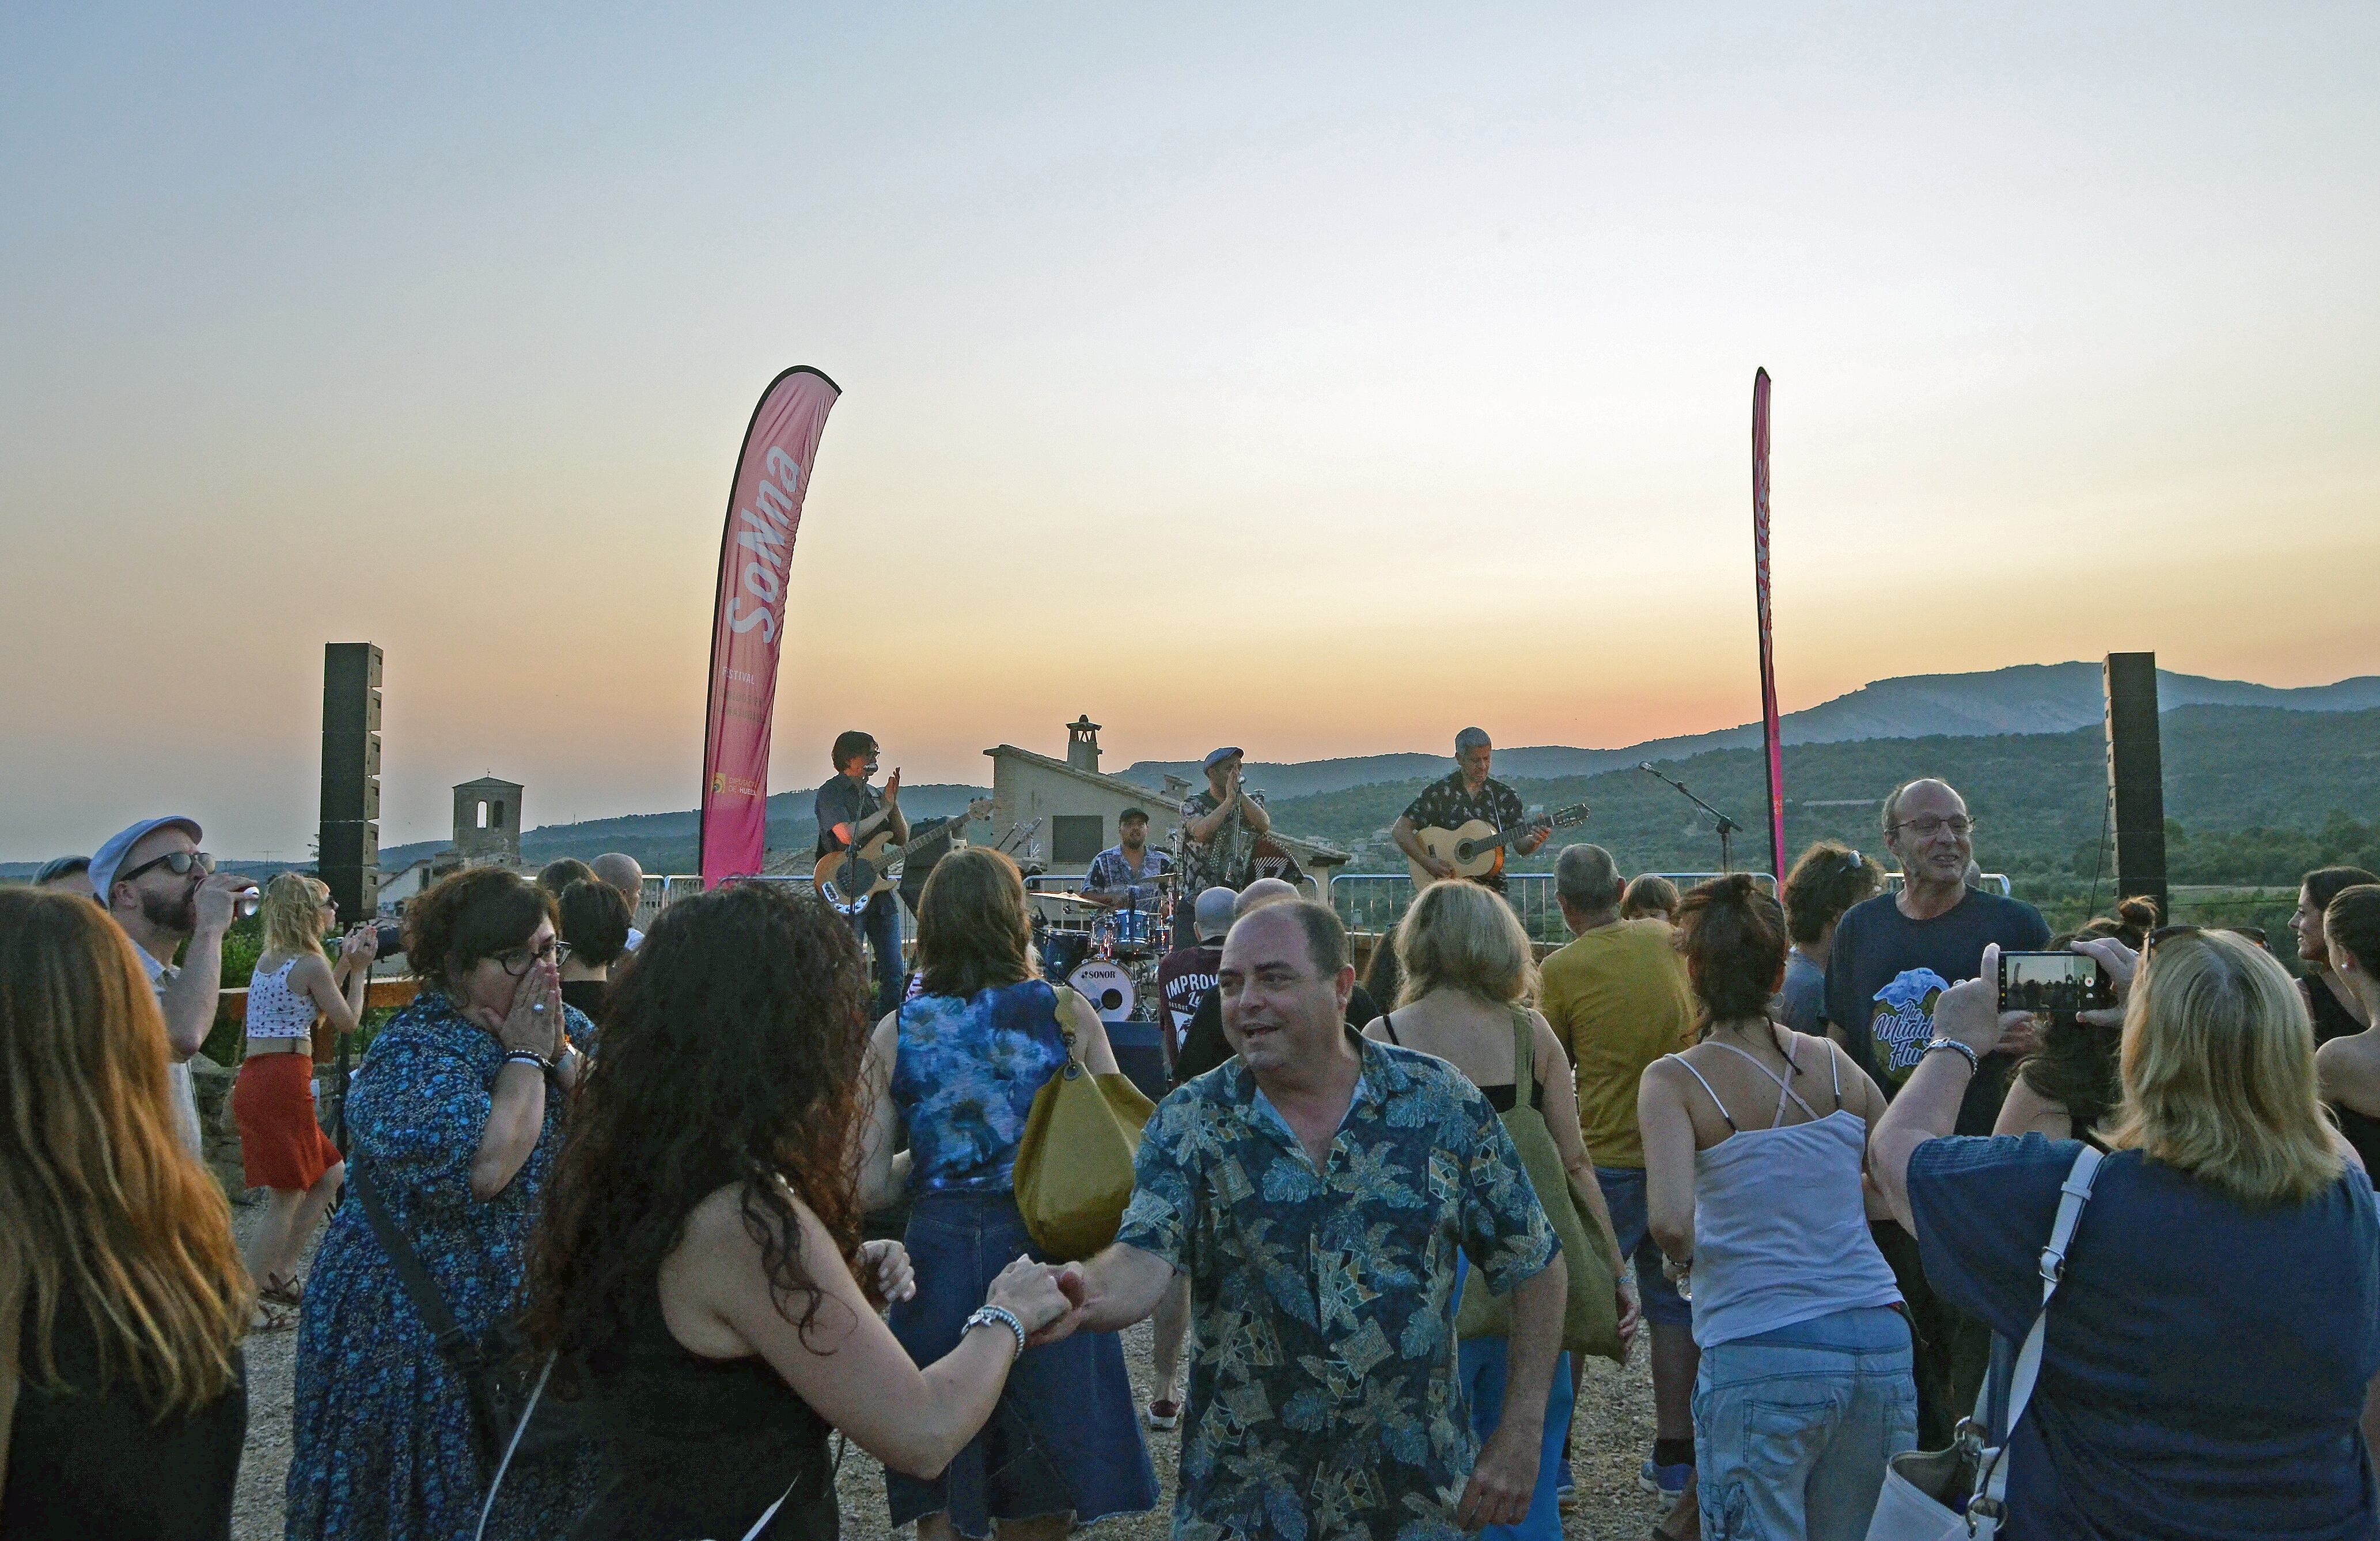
[1174,747,1269,944]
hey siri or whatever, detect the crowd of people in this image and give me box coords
[4,767,2379,1541]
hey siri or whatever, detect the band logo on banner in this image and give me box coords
[1752,367,1786,881]
[699,366,842,888]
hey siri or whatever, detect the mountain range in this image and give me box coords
[1117,663,2380,799]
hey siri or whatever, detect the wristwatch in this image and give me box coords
[964,1304,1028,1358]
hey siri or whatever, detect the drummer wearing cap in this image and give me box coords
[1082,808,1174,916]
[89,815,259,1159]
[1175,747,1269,945]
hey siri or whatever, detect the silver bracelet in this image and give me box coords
[965,1304,1028,1359]
[1922,1038,1981,1075]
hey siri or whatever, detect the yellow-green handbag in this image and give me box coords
[1454,1008,1625,1364]
[1013,1010,1157,1262]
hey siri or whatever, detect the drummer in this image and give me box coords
[1082,807,1174,918]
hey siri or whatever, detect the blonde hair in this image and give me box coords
[1394,881,1537,1008]
[2102,929,2343,1206]
[259,870,331,959]
[0,889,249,1416]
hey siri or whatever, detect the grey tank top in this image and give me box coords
[1669,1034,1902,1349]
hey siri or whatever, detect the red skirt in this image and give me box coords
[230,1051,341,1191]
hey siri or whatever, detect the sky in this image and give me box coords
[3,3,2375,860]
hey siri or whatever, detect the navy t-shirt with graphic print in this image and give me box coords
[1823,888,2048,1134]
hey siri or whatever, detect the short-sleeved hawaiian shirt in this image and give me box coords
[1116,1032,1559,1540]
[1085,844,1174,906]
[1399,773,1530,892]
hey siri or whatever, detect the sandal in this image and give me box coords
[251,1300,297,1333]
[260,1273,305,1308]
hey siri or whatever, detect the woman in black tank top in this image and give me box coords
[2313,887,2380,1174]
[521,881,1083,1540]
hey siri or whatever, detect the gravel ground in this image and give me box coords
[233,1201,1677,1541]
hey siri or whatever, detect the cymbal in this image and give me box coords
[1029,890,1104,908]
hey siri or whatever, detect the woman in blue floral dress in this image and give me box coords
[287,869,600,1541]
[859,847,1158,1541]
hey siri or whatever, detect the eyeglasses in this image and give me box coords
[491,940,571,976]
[1840,849,1864,875]
[118,849,215,883]
[1891,818,1975,839]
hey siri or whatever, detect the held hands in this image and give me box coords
[474,959,563,1060]
[984,1255,1085,1345]
[859,1239,916,1305]
[1614,1277,1642,1357]
[1934,947,2011,1058]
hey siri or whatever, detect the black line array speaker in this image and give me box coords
[320,643,382,922]
[2102,651,2169,920]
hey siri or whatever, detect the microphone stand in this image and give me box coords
[1638,763,1744,874]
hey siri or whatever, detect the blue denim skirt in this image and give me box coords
[886,1190,1158,1536]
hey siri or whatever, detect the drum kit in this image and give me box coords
[1029,872,1180,1026]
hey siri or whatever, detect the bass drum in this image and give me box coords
[1066,960,1137,1023]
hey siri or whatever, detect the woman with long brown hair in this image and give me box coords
[0,887,251,1539]
[231,871,375,1322]
[858,847,1158,1541]
[524,879,1077,1538]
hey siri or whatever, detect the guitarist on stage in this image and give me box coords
[1392,727,1548,893]
[815,730,908,1015]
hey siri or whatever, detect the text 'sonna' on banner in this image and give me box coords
[699,366,841,887]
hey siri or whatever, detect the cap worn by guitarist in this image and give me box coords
[816,732,908,1018]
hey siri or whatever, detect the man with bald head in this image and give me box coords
[592,852,647,950]
[1036,901,1567,1536]
[1824,776,2048,1447]
[1171,878,1378,1081]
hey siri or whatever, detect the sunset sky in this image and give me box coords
[4,5,2375,860]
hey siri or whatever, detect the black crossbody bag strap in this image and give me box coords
[347,1157,486,1378]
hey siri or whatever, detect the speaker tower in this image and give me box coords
[2102,651,2169,920]
[320,643,382,923]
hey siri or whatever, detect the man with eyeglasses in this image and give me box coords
[1820,778,2048,1448]
[89,817,261,1160]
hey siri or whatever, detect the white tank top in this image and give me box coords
[245,957,319,1039]
[1669,1036,1903,1349]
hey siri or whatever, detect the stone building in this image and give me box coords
[983,717,1349,898]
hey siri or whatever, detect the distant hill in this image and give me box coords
[1269,703,2380,882]
[374,783,990,878]
[1117,663,2380,799]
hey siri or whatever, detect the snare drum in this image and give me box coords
[1066,960,1137,1023]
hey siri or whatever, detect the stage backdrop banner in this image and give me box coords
[1752,367,1786,880]
[699,366,842,887]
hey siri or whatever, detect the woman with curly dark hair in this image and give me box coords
[1995,897,2159,1142]
[287,867,598,1541]
[524,879,1079,1540]
[1777,842,1885,1037]
[859,847,1158,1541]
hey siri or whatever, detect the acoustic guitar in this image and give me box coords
[1407,802,1591,888]
[815,798,994,914]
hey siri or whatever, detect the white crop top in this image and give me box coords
[245,957,319,1039]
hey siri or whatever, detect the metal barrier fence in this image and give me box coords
[1329,870,2017,944]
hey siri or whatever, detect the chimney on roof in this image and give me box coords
[1067,715,1101,774]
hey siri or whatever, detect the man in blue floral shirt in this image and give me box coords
[1038,901,1566,1539]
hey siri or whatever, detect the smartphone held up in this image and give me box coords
[1997,951,2115,1015]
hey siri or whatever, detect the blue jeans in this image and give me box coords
[1692,1305,1917,1541]
[1593,1167,1692,1326]
[852,890,904,1020]
[1453,1254,1573,1541]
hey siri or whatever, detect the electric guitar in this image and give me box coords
[1407,803,1591,888]
[815,798,994,914]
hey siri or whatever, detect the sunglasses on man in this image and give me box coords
[118,849,217,883]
